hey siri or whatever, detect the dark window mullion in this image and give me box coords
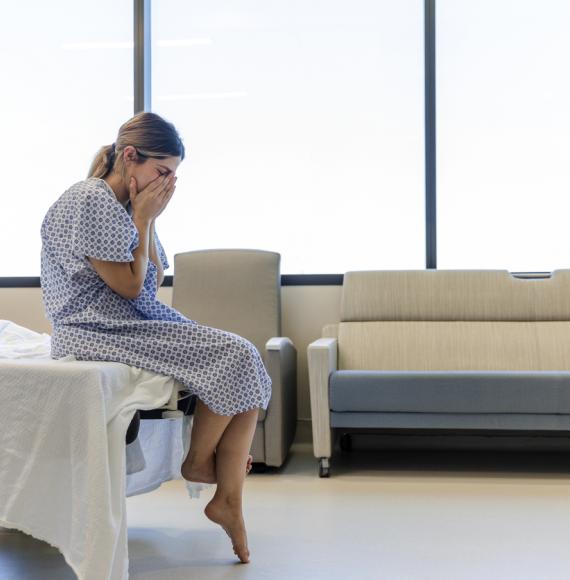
[425,0,437,269]
[134,0,151,113]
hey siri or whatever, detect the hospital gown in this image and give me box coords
[40,177,271,415]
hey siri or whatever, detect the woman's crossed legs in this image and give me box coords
[181,398,260,563]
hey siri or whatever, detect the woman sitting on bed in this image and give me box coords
[40,112,272,564]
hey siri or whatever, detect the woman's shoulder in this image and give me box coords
[45,178,108,220]
[56,178,126,217]
[65,177,116,200]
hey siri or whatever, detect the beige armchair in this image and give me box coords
[172,249,297,468]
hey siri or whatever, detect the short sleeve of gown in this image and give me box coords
[73,189,137,262]
[153,228,170,270]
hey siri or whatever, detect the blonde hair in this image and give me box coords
[88,112,185,179]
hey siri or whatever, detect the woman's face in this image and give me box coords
[122,146,182,192]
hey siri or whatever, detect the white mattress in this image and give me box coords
[0,320,210,580]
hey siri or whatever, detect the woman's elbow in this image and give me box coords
[88,258,144,300]
[115,281,143,301]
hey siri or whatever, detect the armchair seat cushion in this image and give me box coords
[329,370,570,414]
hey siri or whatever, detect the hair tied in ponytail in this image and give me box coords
[108,143,116,168]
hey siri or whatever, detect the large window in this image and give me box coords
[151,0,425,274]
[437,0,570,271]
[0,0,133,277]
[4,1,569,279]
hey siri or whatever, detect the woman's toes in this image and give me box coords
[234,543,250,563]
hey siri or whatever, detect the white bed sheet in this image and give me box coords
[0,321,210,579]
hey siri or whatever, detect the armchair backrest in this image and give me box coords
[172,249,281,355]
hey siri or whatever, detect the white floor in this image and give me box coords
[3,434,570,579]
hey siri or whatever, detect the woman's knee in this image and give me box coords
[231,334,261,361]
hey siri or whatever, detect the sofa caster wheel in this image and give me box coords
[318,458,330,478]
[340,433,352,452]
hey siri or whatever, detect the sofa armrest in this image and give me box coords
[307,338,337,458]
[263,337,298,467]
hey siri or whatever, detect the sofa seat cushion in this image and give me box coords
[329,370,570,414]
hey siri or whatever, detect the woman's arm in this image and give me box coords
[149,219,164,289]
[88,173,174,300]
[89,214,151,300]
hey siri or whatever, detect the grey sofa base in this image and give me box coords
[330,412,570,431]
[330,370,570,414]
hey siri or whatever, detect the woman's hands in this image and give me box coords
[129,173,177,223]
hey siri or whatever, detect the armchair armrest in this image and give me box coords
[263,337,298,467]
[307,337,337,458]
[266,337,294,351]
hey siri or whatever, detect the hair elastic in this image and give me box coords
[108,142,116,167]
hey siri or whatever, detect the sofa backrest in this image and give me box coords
[341,270,570,322]
[335,270,570,371]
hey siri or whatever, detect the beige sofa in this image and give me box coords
[308,269,570,477]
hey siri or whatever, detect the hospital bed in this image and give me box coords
[0,320,207,580]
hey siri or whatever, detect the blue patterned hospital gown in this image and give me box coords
[40,177,271,416]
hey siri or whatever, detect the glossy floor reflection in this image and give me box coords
[3,434,570,579]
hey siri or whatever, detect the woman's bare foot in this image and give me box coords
[204,496,250,563]
[182,453,254,483]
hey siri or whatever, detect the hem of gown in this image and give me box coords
[196,393,271,417]
[50,329,272,417]
[51,348,271,417]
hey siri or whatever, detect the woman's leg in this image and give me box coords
[181,398,260,562]
[181,398,232,483]
[204,406,259,563]
[181,398,254,483]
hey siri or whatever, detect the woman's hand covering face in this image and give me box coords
[129,173,177,222]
